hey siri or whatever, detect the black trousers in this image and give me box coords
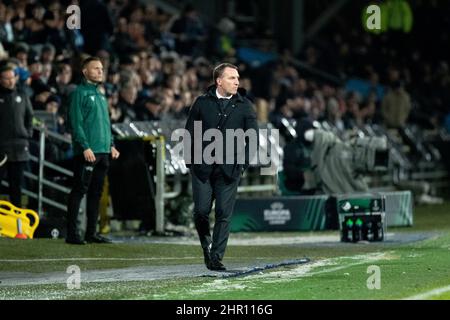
[0,161,26,207]
[191,166,240,262]
[67,153,110,240]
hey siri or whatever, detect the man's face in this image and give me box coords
[83,60,104,84]
[217,67,239,96]
[58,65,72,84]
[0,70,17,90]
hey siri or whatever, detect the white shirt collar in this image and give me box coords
[216,88,232,100]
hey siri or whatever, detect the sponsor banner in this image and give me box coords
[231,196,329,232]
[231,191,413,232]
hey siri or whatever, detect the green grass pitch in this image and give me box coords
[1,202,449,300]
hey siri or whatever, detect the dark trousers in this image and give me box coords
[191,166,240,261]
[0,161,26,207]
[67,154,110,240]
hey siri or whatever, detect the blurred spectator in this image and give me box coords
[40,43,55,64]
[12,42,29,67]
[44,94,66,134]
[324,97,345,131]
[381,80,411,129]
[0,3,14,44]
[168,4,206,57]
[136,95,162,121]
[117,83,138,122]
[11,16,28,43]
[343,91,363,129]
[113,17,140,55]
[212,17,236,59]
[80,0,114,54]
[49,62,76,114]
[31,81,52,110]
[0,63,33,207]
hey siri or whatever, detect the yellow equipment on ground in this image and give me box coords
[0,200,39,239]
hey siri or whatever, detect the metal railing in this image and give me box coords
[1,127,73,215]
[34,127,72,215]
[3,125,169,233]
[4,121,281,233]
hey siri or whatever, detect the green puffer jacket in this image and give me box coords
[68,79,113,155]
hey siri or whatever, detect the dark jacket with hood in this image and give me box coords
[185,85,258,182]
[0,85,33,162]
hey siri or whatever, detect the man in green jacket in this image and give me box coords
[66,56,120,245]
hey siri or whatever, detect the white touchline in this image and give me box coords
[0,257,199,262]
[403,285,450,300]
[0,256,279,262]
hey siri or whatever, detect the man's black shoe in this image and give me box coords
[207,259,226,271]
[65,238,87,245]
[85,234,113,244]
[203,247,211,267]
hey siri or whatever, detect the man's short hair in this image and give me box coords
[0,63,15,75]
[81,56,102,70]
[42,43,56,54]
[213,63,238,85]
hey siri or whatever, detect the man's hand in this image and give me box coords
[111,146,120,160]
[83,148,96,163]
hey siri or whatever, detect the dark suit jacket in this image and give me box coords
[0,86,33,162]
[185,85,258,182]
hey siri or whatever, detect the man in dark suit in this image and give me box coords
[185,63,258,271]
[0,64,33,208]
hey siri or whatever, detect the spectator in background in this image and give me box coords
[0,41,7,60]
[361,90,379,124]
[113,17,140,55]
[0,3,14,44]
[27,50,42,78]
[25,2,47,45]
[0,63,33,207]
[40,43,55,65]
[169,4,206,57]
[381,80,411,129]
[324,97,345,132]
[12,42,29,67]
[39,62,52,85]
[11,16,29,43]
[50,62,76,114]
[343,91,363,129]
[79,0,114,54]
[31,81,52,110]
[41,10,66,53]
[40,94,71,165]
[117,82,138,122]
[212,17,236,60]
[44,94,66,135]
[136,95,162,121]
